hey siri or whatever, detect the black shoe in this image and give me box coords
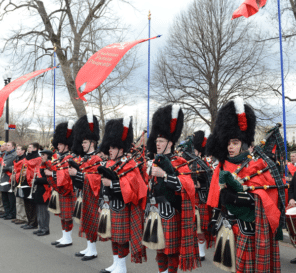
[4,215,15,220]
[33,230,42,235]
[51,241,60,246]
[100,269,111,273]
[200,256,205,261]
[23,225,38,230]
[75,252,85,257]
[291,258,296,264]
[55,243,72,248]
[81,255,97,261]
[0,214,8,218]
[21,224,29,228]
[37,231,50,236]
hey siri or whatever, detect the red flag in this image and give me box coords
[0,67,56,117]
[76,36,161,101]
[232,0,267,20]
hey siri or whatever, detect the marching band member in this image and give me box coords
[69,114,102,261]
[206,97,283,273]
[32,149,53,236]
[289,168,296,264]
[21,143,42,230]
[191,131,214,261]
[0,141,17,220]
[145,105,200,273]
[98,117,147,273]
[44,121,76,248]
[13,145,28,225]
[286,151,296,183]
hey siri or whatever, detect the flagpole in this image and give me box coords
[54,43,56,131]
[277,0,288,176]
[147,10,151,138]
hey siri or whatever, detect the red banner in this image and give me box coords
[0,67,56,117]
[75,36,161,101]
[232,0,267,20]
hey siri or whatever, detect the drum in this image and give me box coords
[285,207,296,248]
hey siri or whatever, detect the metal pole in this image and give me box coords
[147,11,151,138]
[54,44,57,131]
[5,79,9,142]
[277,0,288,176]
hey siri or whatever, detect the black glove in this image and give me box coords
[72,178,83,190]
[68,158,80,171]
[2,166,9,172]
[220,188,237,206]
[207,207,221,236]
[34,177,48,185]
[97,166,118,180]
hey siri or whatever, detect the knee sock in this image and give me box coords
[156,251,168,272]
[61,219,73,231]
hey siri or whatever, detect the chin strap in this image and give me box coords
[161,141,170,155]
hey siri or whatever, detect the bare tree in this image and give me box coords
[36,115,53,146]
[152,0,279,132]
[8,112,32,145]
[0,0,135,118]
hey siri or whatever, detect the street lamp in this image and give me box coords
[2,67,12,142]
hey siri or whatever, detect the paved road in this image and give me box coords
[0,213,296,272]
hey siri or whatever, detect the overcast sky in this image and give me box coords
[0,0,296,135]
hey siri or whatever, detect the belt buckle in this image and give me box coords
[223,219,232,229]
[150,197,156,205]
[103,195,109,202]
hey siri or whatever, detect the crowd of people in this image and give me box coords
[0,97,295,273]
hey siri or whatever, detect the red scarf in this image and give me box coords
[80,155,102,196]
[106,159,147,209]
[38,162,52,203]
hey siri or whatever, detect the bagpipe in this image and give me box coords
[97,149,145,239]
[213,123,286,272]
[97,149,144,180]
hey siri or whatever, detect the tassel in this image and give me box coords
[52,195,57,210]
[213,234,223,263]
[73,202,79,218]
[149,216,158,243]
[48,196,53,209]
[101,215,107,234]
[49,195,56,210]
[77,202,82,219]
[98,214,104,233]
[143,216,152,242]
[222,237,232,268]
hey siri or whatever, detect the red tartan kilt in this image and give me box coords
[79,180,100,242]
[110,205,130,244]
[236,229,256,273]
[161,211,181,255]
[195,193,211,231]
[58,193,76,220]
